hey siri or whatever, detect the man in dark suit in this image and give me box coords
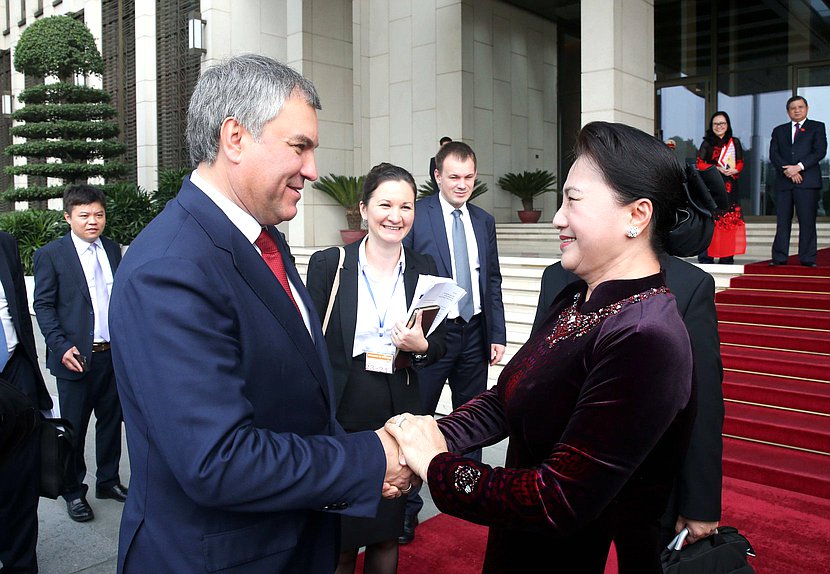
[402,140,507,541]
[33,184,127,524]
[108,54,410,573]
[769,95,827,267]
[0,231,53,572]
[429,136,452,193]
[532,257,724,545]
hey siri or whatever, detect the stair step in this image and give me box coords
[724,401,830,453]
[715,289,830,311]
[720,345,830,382]
[722,437,830,499]
[728,275,830,293]
[718,323,830,354]
[723,371,830,414]
[716,304,830,330]
[742,264,830,278]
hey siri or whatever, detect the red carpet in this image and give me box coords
[376,476,830,573]
[715,248,830,500]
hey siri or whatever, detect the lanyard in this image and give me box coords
[361,264,404,338]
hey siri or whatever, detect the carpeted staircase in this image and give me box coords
[715,250,830,500]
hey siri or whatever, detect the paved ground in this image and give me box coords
[29,319,507,573]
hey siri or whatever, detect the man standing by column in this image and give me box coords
[0,231,53,572]
[33,184,127,523]
[402,141,507,542]
[769,95,827,267]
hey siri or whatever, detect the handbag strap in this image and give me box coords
[322,246,345,335]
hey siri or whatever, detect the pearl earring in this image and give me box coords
[625,225,640,238]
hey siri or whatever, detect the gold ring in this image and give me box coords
[395,414,406,427]
[401,483,413,494]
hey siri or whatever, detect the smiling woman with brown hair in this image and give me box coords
[385,122,697,573]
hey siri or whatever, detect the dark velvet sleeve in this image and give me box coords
[427,303,693,534]
[436,387,508,454]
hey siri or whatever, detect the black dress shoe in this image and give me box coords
[801,262,817,267]
[769,261,786,266]
[398,513,419,545]
[96,483,129,502]
[66,497,94,522]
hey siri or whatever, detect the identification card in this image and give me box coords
[365,351,395,374]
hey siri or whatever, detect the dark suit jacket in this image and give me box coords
[33,233,122,380]
[532,256,723,523]
[769,118,828,190]
[0,231,50,410]
[109,177,386,574]
[403,193,506,353]
[306,242,447,407]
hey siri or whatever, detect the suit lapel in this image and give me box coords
[338,244,359,361]
[0,251,18,331]
[403,247,418,306]
[61,234,92,307]
[469,206,488,293]
[427,196,452,276]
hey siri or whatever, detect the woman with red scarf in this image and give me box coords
[696,111,746,264]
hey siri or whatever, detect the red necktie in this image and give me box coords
[255,228,300,313]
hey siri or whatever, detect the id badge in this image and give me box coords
[365,351,395,374]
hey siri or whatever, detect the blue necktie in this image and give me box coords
[92,243,110,341]
[451,209,475,322]
[0,319,9,372]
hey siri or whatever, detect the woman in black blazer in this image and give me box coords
[306,163,446,574]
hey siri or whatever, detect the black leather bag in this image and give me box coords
[39,417,75,499]
[666,164,717,257]
[662,526,756,573]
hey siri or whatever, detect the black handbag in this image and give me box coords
[39,416,75,499]
[666,164,718,257]
[662,526,756,574]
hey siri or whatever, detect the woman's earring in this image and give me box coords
[625,225,640,238]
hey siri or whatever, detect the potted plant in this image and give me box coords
[312,174,367,244]
[497,169,557,223]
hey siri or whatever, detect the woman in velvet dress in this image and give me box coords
[697,111,746,264]
[385,122,695,573]
[306,163,446,574]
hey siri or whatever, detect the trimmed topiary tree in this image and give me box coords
[4,15,126,203]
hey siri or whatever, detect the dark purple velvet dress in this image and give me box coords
[429,273,694,573]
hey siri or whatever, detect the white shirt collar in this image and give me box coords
[190,169,263,245]
[793,118,808,127]
[437,192,469,219]
[358,235,406,275]
[70,231,103,255]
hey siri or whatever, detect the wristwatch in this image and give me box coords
[412,352,428,364]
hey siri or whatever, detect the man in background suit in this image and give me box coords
[402,140,507,542]
[0,231,52,572]
[429,136,453,193]
[533,257,724,545]
[34,185,127,524]
[769,95,827,267]
[109,54,410,573]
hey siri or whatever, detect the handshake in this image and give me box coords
[374,413,448,499]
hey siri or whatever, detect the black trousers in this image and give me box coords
[57,348,123,499]
[0,350,42,573]
[771,186,819,264]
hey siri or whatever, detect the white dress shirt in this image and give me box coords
[437,193,481,319]
[0,280,20,355]
[352,237,408,357]
[70,232,114,343]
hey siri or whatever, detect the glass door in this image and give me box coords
[656,82,709,169]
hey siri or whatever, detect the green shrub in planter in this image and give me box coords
[0,210,67,274]
[104,183,156,246]
[153,167,191,215]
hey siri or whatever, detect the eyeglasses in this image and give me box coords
[712,122,728,126]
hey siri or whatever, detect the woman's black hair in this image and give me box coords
[573,121,685,253]
[703,110,733,143]
[362,162,417,205]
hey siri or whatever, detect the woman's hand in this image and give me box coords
[391,310,429,353]
[385,413,448,481]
